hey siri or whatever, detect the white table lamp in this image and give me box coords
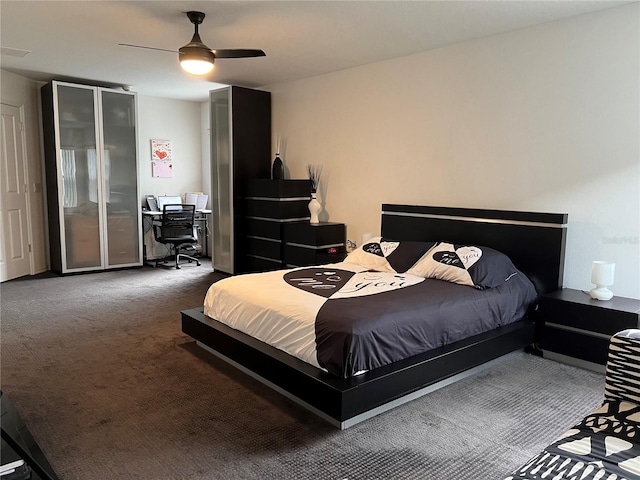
[589,261,615,300]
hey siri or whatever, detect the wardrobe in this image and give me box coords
[41,81,142,274]
[210,86,271,275]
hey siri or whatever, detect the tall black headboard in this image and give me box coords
[380,204,568,295]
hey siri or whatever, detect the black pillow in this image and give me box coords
[467,245,520,289]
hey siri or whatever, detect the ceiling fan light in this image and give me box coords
[179,42,215,75]
[181,58,214,75]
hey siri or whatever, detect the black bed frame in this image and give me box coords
[182,204,568,428]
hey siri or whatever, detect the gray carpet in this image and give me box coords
[1,260,605,479]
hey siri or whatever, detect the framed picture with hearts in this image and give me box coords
[151,139,172,162]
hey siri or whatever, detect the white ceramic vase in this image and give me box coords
[308,193,321,224]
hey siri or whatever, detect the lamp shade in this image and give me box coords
[591,261,615,286]
[590,261,615,300]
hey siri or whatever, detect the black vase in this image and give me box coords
[272,154,284,180]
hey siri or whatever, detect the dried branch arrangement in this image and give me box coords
[307,164,323,193]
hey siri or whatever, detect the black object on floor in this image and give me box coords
[1,391,59,480]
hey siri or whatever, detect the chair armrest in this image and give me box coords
[604,329,640,404]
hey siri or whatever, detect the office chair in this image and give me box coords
[153,204,201,269]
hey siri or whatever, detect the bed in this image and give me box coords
[182,204,568,428]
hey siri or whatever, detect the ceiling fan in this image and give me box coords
[119,11,265,76]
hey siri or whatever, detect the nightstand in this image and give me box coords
[538,288,640,371]
[283,222,347,267]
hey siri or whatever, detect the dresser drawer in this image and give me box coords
[246,236,282,262]
[283,222,346,247]
[245,218,284,240]
[283,244,346,267]
[245,198,310,220]
[539,324,611,364]
[245,255,283,272]
[245,179,311,198]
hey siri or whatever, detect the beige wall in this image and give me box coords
[137,96,204,201]
[268,4,640,299]
[200,101,211,204]
[0,70,48,274]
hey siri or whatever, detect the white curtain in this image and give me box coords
[60,149,77,208]
[87,148,110,203]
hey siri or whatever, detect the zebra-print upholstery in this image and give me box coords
[506,329,640,480]
[605,329,640,405]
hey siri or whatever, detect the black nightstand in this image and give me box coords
[538,288,640,370]
[283,222,347,267]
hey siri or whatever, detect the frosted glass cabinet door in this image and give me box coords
[101,91,140,266]
[56,85,102,270]
[210,88,233,274]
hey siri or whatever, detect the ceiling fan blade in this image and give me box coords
[212,49,266,59]
[119,43,177,54]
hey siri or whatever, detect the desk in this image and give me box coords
[142,209,211,261]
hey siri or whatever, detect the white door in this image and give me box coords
[0,103,31,282]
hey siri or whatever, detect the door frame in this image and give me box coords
[1,102,35,281]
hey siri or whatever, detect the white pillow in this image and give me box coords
[406,242,481,287]
[343,237,398,273]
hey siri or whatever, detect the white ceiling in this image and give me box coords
[0,1,632,102]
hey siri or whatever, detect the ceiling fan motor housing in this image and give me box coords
[179,33,215,60]
[186,11,206,25]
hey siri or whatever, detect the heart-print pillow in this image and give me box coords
[344,237,436,273]
[407,243,476,287]
[406,242,520,289]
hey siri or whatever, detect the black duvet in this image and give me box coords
[283,266,538,378]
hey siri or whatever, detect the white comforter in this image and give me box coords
[203,262,424,370]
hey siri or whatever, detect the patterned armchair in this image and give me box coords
[506,329,640,479]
